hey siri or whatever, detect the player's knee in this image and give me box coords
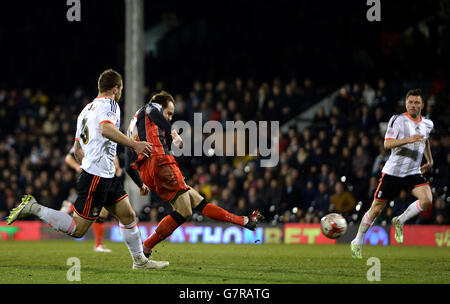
[71,228,86,239]
[370,202,385,217]
[421,198,432,210]
[181,208,192,220]
[174,206,192,220]
[170,211,186,225]
[122,209,136,224]
[193,199,208,213]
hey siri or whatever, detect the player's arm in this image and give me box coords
[171,129,183,148]
[100,122,152,157]
[148,109,173,149]
[125,166,149,195]
[384,134,424,150]
[73,140,84,164]
[124,149,150,195]
[383,116,424,150]
[65,150,82,173]
[114,155,123,176]
[421,139,434,174]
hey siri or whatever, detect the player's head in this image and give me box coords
[149,90,175,121]
[405,88,424,117]
[98,69,123,101]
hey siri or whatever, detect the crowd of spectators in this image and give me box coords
[0,76,449,228]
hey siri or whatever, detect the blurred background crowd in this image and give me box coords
[0,74,448,227]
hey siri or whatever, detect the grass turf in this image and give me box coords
[0,240,448,284]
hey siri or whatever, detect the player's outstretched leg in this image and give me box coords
[391,216,404,244]
[350,241,363,259]
[392,199,426,244]
[143,210,185,258]
[106,197,169,269]
[8,195,77,236]
[243,210,264,231]
[194,198,264,231]
[7,194,36,225]
[350,210,375,259]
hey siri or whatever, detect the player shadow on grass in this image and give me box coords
[3,264,126,276]
[167,268,301,284]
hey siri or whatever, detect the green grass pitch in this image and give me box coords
[0,240,448,284]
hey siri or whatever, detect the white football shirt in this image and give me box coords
[75,96,120,178]
[382,112,433,177]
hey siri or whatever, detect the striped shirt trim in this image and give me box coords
[110,99,117,112]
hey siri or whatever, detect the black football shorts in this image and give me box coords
[373,173,429,202]
[73,170,113,220]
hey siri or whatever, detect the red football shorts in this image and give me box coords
[139,154,189,202]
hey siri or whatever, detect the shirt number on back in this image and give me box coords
[80,118,89,144]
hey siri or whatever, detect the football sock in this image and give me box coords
[144,213,183,250]
[92,222,105,247]
[353,211,374,245]
[119,220,146,263]
[201,203,245,226]
[398,200,422,224]
[31,204,77,236]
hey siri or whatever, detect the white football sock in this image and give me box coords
[31,203,77,236]
[397,200,422,224]
[352,211,375,245]
[119,220,147,264]
[243,216,249,225]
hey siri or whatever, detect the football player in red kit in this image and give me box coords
[126,91,263,257]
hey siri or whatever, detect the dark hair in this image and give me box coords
[406,88,423,102]
[98,69,122,93]
[149,90,175,108]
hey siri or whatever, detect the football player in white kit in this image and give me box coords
[62,147,120,253]
[7,69,168,269]
[351,89,434,258]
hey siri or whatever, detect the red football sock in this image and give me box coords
[202,203,245,226]
[144,214,180,250]
[92,222,104,247]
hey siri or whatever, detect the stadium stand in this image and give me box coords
[0,75,448,228]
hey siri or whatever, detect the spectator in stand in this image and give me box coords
[247,187,265,216]
[266,178,282,211]
[241,90,257,121]
[330,182,356,216]
[336,146,352,179]
[313,106,329,131]
[301,77,316,108]
[280,175,300,213]
[362,83,376,108]
[263,99,280,122]
[301,180,317,210]
[350,83,362,103]
[432,198,447,225]
[218,187,235,211]
[371,145,389,175]
[356,105,374,132]
[352,146,371,177]
[352,169,370,204]
[334,87,351,114]
[281,84,295,120]
[232,197,250,216]
[386,189,413,222]
[312,181,331,218]
[375,78,389,111]
[330,105,347,129]
[372,106,385,129]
